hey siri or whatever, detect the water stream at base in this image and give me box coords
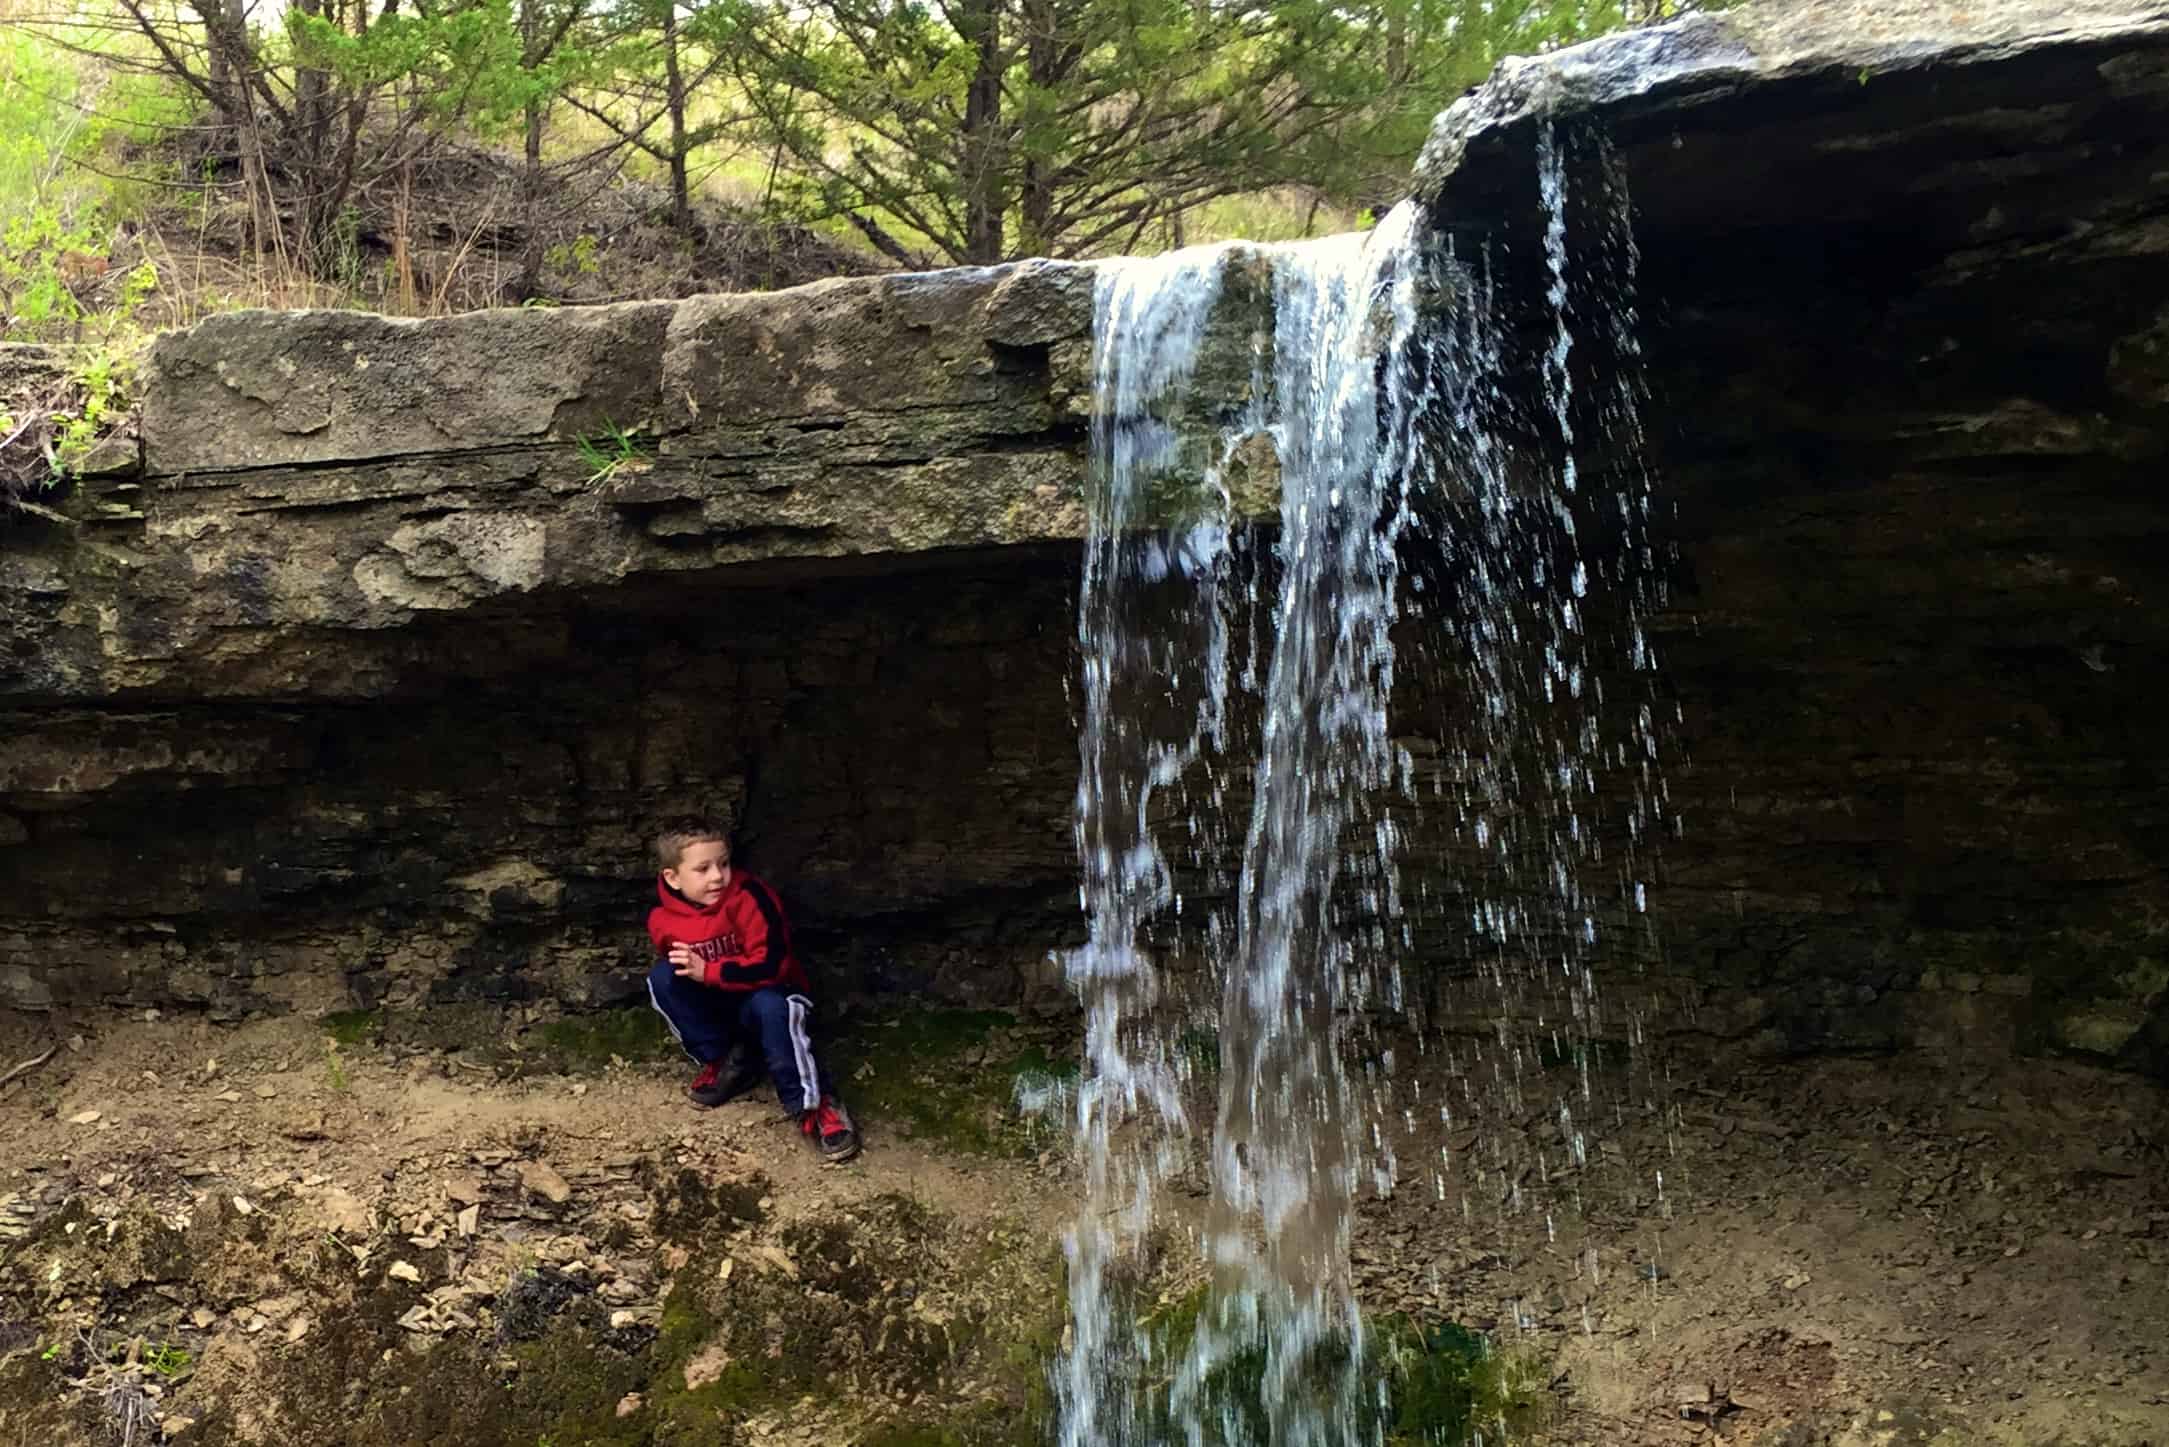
[1057,127,1671,1446]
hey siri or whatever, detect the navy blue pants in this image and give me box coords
[645,964,822,1114]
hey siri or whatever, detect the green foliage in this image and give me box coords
[574,421,651,483]
[544,233,599,277]
[1,19,193,262]
[0,202,145,344]
[1136,1292,1553,1445]
[716,0,1660,263]
[142,1342,192,1380]
[1380,1319,1552,1442]
[0,30,165,497]
[286,0,577,137]
[321,1009,384,1047]
[2,334,145,503]
[55,335,139,460]
[0,27,83,223]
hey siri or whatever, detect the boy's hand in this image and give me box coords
[668,943,704,980]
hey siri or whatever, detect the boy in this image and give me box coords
[644,815,860,1164]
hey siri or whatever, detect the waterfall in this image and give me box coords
[1060,128,1667,1446]
[1176,207,1429,1447]
[1063,242,1247,1447]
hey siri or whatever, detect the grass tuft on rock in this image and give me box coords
[318,1008,383,1047]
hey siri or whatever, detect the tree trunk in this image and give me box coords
[294,0,332,267]
[512,0,548,300]
[662,0,692,233]
[392,157,418,313]
[1017,0,1055,255]
[196,0,235,135]
[958,0,1004,264]
[227,37,277,265]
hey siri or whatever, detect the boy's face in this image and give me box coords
[664,837,732,906]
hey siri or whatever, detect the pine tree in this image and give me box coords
[714,0,1637,265]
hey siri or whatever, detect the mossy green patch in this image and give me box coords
[382,1000,509,1057]
[829,1008,1075,1157]
[635,1270,782,1433]
[648,1166,768,1245]
[361,1003,678,1077]
[319,1009,383,1047]
[859,1427,970,1447]
[856,1408,1046,1447]
[0,1350,105,1443]
[1132,1287,1554,1445]
[527,1007,678,1075]
[1379,1317,1552,1443]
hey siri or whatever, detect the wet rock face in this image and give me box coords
[1411,0,2169,1070]
[5,0,2169,1068]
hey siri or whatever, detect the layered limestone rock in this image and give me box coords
[3,0,2167,1072]
[13,263,1101,702]
[1403,0,2169,1070]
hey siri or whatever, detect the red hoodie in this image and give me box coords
[647,870,812,995]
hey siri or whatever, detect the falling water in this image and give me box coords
[1178,207,1430,1447]
[1063,243,1245,1447]
[1060,125,1670,1446]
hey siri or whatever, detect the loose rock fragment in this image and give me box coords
[517,1160,573,1204]
[317,1187,373,1238]
[387,1260,423,1285]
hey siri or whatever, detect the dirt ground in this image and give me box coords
[0,1004,2163,1446]
[1352,1036,2169,1446]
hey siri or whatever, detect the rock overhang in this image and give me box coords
[6,0,2169,1067]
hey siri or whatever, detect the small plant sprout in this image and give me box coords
[144,1342,191,1379]
[574,421,652,484]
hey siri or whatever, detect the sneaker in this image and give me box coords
[687,1052,760,1109]
[799,1096,861,1164]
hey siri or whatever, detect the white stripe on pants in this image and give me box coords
[647,975,700,1063]
[786,993,819,1112]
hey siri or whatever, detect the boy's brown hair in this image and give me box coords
[653,815,729,870]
